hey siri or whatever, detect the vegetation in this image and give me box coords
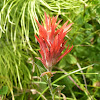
[0,0,100,100]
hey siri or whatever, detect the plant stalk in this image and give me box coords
[47,77,54,100]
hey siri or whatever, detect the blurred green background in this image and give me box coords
[0,0,100,100]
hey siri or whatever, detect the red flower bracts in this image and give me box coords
[35,13,73,71]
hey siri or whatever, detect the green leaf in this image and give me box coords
[96,7,100,15]
[58,58,66,68]
[85,23,93,30]
[66,54,77,64]
[0,86,8,95]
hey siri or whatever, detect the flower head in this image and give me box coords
[35,13,73,70]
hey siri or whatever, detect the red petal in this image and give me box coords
[45,12,51,31]
[63,23,73,33]
[55,19,62,31]
[55,20,69,35]
[35,35,41,45]
[39,25,47,39]
[57,45,73,63]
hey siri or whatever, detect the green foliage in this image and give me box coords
[66,54,77,64]
[0,0,100,100]
[0,86,8,95]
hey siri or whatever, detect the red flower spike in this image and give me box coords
[35,13,73,70]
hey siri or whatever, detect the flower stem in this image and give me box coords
[47,77,54,100]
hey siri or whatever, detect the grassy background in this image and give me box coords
[0,0,100,100]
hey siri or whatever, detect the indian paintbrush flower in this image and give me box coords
[35,13,73,71]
